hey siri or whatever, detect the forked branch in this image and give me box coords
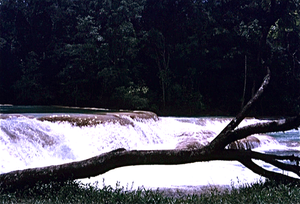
[205,67,271,152]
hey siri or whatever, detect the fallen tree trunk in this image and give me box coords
[1,68,300,192]
[1,147,300,191]
[0,149,249,191]
[1,145,300,191]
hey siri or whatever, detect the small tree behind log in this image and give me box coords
[1,68,300,192]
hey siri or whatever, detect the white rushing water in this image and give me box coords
[0,112,299,191]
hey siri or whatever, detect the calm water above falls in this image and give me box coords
[1,105,300,190]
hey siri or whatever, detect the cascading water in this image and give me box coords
[1,106,299,191]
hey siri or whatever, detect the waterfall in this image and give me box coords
[0,108,297,189]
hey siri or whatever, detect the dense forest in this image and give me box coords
[0,0,300,116]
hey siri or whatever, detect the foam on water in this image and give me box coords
[0,115,178,173]
[0,114,299,190]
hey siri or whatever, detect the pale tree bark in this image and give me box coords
[1,68,300,192]
[241,55,247,109]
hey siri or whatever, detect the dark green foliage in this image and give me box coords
[1,0,300,116]
[1,180,300,204]
[0,180,172,204]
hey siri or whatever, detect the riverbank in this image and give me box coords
[1,180,299,204]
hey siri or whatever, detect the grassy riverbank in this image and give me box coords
[1,180,300,204]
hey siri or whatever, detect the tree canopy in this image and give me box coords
[1,0,300,116]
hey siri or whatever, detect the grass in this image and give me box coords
[1,180,300,204]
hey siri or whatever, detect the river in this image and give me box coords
[1,105,299,192]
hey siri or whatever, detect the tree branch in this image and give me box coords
[239,158,299,184]
[206,68,270,152]
[245,151,300,177]
[226,115,300,145]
